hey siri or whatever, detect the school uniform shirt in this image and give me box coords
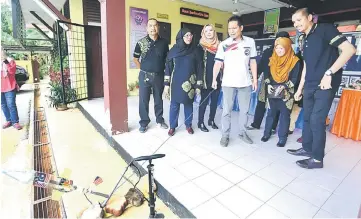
[215,36,257,88]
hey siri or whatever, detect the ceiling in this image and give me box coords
[19,0,67,29]
[182,0,287,14]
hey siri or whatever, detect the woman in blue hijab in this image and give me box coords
[163,28,203,136]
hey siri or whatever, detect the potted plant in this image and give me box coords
[47,60,77,110]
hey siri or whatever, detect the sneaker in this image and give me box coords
[239,132,253,144]
[220,137,229,147]
[13,123,22,130]
[157,122,168,129]
[139,126,148,133]
[2,121,11,129]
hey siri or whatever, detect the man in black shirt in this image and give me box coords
[287,8,356,169]
[133,18,169,133]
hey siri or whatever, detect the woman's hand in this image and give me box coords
[275,86,284,96]
[163,86,170,100]
[267,84,274,94]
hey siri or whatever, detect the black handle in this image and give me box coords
[134,154,165,162]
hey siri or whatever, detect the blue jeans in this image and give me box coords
[169,101,193,129]
[1,89,19,124]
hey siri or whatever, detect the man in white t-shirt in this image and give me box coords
[212,15,258,147]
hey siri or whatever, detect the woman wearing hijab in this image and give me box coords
[261,37,301,147]
[163,28,203,136]
[197,24,221,132]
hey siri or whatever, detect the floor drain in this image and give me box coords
[33,88,65,218]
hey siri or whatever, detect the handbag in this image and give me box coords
[267,84,285,99]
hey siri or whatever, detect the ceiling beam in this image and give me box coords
[40,0,70,22]
[30,11,56,34]
[31,23,52,41]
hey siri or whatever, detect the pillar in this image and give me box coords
[100,0,128,134]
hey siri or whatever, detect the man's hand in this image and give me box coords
[294,89,302,101]
[211,80,217,90]
[267,84,274,94]
[319,75,332,90]
[252,80,258,91]
[163,86,170,100]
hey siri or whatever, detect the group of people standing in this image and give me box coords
[133,8,355,169]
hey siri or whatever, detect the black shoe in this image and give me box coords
[208,121,218,129]
[296,158,323,169]
[261,136,270,142]
[198,123,209,132]
[287,148,312,157]
[139,126,148,133]
[288,130,294,135]
[168,128,175,136]
[186,127,194,134]
[277,139,287,147]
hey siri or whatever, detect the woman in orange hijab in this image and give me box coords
[261,37,302,147]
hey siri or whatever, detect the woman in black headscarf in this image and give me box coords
[163,28,203,136]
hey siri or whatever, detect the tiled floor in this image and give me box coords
[79,97,361,219]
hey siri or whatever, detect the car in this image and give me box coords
[15,65,29,89]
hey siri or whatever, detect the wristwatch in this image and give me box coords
[325,69,333,76]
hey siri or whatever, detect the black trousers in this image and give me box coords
[198,88,220,125]
[251,100,280,130]
[264,99,291,141]
[302,88,335,161]
[138,71,164,127]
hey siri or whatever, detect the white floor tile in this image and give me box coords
[171,181,211,210]
[238,175,281,202]
[175,144,210,159]
[211,146,249,162]
[214,163,252,184]
[296,171,342,192]
[267,190,319,218]
[216,186,263,219]
[256,165,295,188]
[197,153,228,170]
[246,204,289,219]
[322,193,361,218]
[284,181,332,207]
[268,158,306,178]
[233,154,272,173]
[313,209,338,218]
[192,199,239,219]
[154,166,189,189]
[193,172,233,196]
[176,159,210,180]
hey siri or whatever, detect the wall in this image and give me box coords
[125,0,232,84]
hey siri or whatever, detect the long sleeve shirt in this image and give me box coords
[1,58,17,92]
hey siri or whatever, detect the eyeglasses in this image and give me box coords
[183,33,193,38]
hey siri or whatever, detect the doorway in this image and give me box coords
[85,25,104,98]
